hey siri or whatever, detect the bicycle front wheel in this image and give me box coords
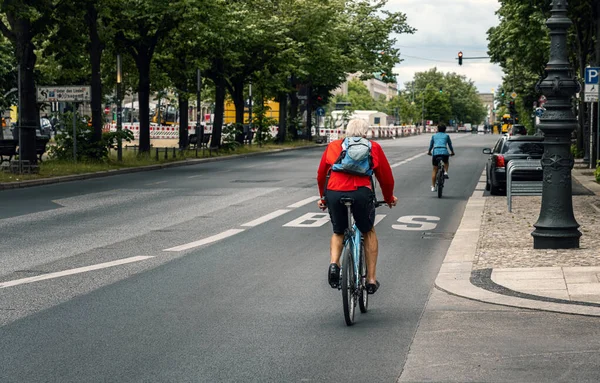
[359,242,368,313]
[341,245,356,326]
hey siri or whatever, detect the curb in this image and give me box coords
[434,169,600,317]
[0,143,327,191]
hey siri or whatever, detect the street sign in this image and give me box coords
[584,67,600,102]
[37,86,91,102]
[316,107,325,117]
[510,92,517,99]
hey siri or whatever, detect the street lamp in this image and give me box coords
[116,54,122,162]
[531,0,581,249]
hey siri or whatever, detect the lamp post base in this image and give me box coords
[532,231,580,249]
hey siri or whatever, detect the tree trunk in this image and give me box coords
[230,80,245,144]
[10,16,38,164]
[137,53,151,153]
[86,2,103,144]
[178,93,189,149]
[212,75,226,149]
[278,92,286,143]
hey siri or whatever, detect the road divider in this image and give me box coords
[0,256,154,289]
[241,209,291,227]
[163,229,245,252]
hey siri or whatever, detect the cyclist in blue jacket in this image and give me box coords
[427,125,455,192]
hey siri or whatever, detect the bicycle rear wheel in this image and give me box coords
[358,242,368,313]
[437,170,444,198]
[341,245,356,326]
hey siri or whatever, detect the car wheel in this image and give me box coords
[485,166,491,191]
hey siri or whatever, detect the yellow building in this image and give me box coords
[224,100,280,124]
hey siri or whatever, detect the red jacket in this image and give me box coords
[317,139,395,203]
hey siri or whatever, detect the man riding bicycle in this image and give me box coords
[317,119,398,295]
[427,124,455,192]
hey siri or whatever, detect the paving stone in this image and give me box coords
[473,195,600,270]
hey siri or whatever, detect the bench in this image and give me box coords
[507,159,543,212]
[0,139,18,165]
[188,133,211,149]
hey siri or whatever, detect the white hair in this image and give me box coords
[345,119,369,137]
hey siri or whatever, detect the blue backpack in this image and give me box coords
[331,137,373,176]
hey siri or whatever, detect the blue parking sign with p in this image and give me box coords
[586,68,600,84]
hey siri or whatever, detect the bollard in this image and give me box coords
[164,147,168,160]
[195,146,198,158]
[155,148,159,161]
[172,147,176,158]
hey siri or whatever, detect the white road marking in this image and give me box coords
[241,209,291,227]
[391,152,427,168]
[146,180,168,185]
[392,215,440,231]
[476,182,486,189]
[287,196,321,208]
[0,256,154,289]
[164,229,245,252]
[374,214,386,226]
[283,213,330,228]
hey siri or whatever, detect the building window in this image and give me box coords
[374,117,381,125]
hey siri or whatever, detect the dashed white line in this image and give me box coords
[391,152,427,168]
[163,229,245,252]
[287,196,321,208]
[242,209,291,227]
[0,256,154,289]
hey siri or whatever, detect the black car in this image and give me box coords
[482,135,544,195]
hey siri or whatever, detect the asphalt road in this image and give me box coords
[0,133,496,382]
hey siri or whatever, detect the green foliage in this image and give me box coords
[221,123,242,152]
[596,161,600,183]
[49,113,133,161]
[252,103,277,147]
[571,144,584,159]
[403,68,486,125]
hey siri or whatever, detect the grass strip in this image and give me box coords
[0,141,317,183]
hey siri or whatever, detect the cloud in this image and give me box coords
[386,0,503,92]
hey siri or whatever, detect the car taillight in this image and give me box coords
[495,155,505,168]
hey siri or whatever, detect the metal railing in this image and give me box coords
[507,159,543,212]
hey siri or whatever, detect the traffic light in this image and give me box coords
[458,51,463,66]
[439,87,443,93]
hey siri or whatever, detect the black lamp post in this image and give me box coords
[116,54,123,162]
[532,0,581,249]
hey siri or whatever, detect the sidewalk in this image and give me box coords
[436,164,600,316]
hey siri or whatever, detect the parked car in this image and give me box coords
[482,135,545,195]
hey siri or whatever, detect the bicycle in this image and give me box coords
[435,157,445,198]
[338,197,385,326]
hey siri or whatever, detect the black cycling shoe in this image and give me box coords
[328,263,340,288]
[366,280,380,295]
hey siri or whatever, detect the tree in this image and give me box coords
[487,0,597,145]
[0,0,53,163]
[111,0,184,153]
[346,79,376,111]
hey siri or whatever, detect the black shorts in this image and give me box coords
[432,154,449,166]
[325,187,375,235]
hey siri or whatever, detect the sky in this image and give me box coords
[385,0,504,94]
